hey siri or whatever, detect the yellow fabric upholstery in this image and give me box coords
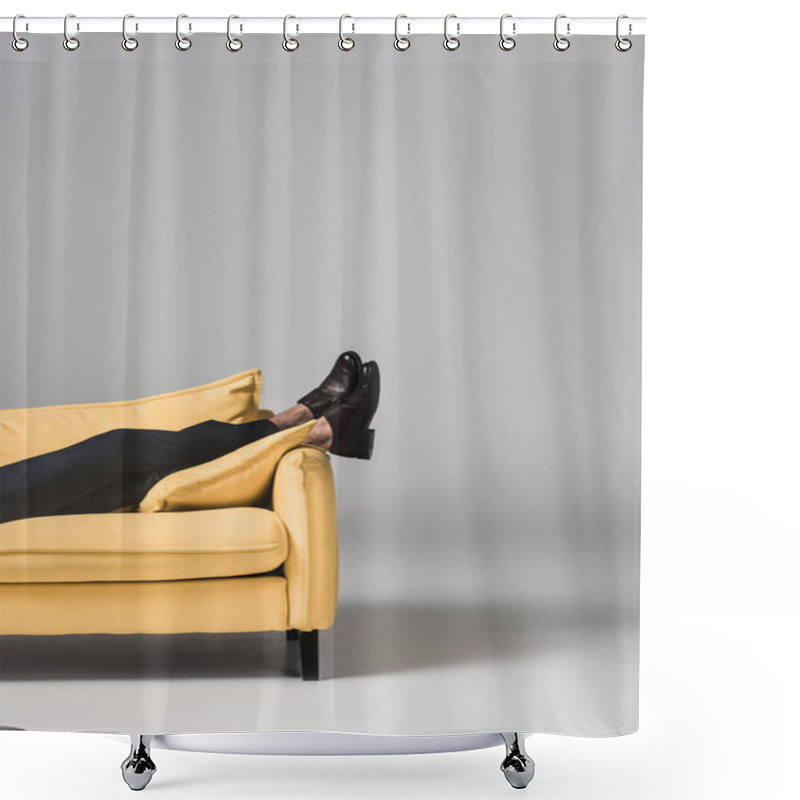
[0,507,287,584]
[0,403,340,639]
[273,446,339,632]
[138,419,317,513]
[0,368,263,467]
[0,575,288,635]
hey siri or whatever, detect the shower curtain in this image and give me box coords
[0,29,644,739]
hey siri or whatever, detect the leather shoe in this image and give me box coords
[323,361,380,460]
[297,351,362,418]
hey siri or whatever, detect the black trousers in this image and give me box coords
[0,418,280,523]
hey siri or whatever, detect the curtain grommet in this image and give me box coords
[553,14,570,52]
[615,15,632,51]
[63,13,80,51]
[121,14,139,51]
[283,15,299,52]
[338,14,355,51]
[443,14,460,51]
[175,14,192,51]
[226,15,243,52]
[499,14,516,51]
[12,14,29,51]
[394,15,410,51]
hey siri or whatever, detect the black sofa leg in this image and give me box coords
[286,628,299,641]
[298,630,320,681]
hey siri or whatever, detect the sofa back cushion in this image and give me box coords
[0,369,263,467]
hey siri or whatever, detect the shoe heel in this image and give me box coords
[356,429,375,460]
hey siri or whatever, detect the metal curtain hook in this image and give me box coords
[175,14,192,50]
[499,14,516,51]
[63,13,80,51]
[283,15,299,51]
[615,14,632,51]
[227,14,243,51]
[394,14,410,51]
[443,14,460,51]
[553,14,570,51]
[12,14,28,51]
[122,14,138,51]
[339,14,355,51]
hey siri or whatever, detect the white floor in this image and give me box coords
[1,595,797,799]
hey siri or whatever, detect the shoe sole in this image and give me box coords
[355,429,375,460]
[363,362,381,423]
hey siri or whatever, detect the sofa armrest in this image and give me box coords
[272,446,338,631]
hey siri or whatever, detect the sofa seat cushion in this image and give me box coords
[0,507,287,583]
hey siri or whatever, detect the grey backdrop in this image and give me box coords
[0,33,644,736]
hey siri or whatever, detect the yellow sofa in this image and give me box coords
[0,369,339,680]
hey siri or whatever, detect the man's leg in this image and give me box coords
[53,468,174,516]
[0,417,280,523]
[0,355,373,523]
